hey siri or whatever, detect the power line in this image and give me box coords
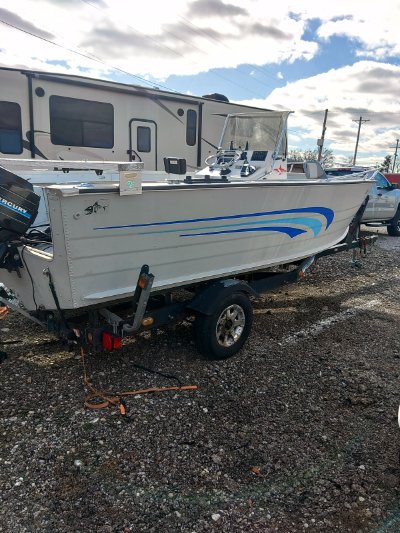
[1,10,274,101]
[79,0,275,99]
[177,14,281,91]
[80,0,193,62]
[0,17,177,92]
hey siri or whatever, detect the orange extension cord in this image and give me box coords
[80,347,198,415]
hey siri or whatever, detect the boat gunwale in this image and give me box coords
[43,178,375,196]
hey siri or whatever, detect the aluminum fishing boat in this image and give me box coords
[0,111,373,316]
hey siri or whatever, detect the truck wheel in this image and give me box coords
[387,211,400,236]
[194,292,253,360]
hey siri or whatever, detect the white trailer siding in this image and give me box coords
[0,67,269,170]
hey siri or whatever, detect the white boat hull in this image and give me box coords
[2,179,372,312]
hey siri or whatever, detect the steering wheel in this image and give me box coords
[205,150,242,169]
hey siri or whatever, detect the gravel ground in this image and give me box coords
[0,228,399,533]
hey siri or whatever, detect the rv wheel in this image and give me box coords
[194,292,253,360]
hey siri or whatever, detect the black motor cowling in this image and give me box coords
[0,166,40,243]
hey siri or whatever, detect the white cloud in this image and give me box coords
[0,0,399,165]
[316,2,400,58]
[0,0,398,80]
[237,61,400,162]
[0,0,314,78]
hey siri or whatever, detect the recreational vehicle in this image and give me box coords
[0,67,274,171]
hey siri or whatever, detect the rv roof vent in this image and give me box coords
[202,93,229,102]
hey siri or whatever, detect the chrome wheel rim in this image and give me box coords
[216,304,246,347]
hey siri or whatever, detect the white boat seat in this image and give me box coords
[304,161,325,179]
[288,162,305,174]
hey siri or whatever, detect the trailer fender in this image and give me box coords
[187,279,258,316]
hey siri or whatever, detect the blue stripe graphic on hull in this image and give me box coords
[180,226,306,238]
[94,207,334,232]
[135,217,323,237]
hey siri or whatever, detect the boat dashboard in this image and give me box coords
[195,148,275,181]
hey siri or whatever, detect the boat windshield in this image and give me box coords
[219,112,291,151]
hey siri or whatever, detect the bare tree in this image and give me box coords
[288,148,334,167]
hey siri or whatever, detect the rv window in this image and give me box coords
[50,96,114,148]
[0,101,22,154]
[186,109,197,146]
[137,126,151,152]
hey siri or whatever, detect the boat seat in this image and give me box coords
[287,162,307,180]
[288,162,305,174]
[304,161,325,179]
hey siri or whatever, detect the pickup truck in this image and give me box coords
[325,168,400,236]
[384,173,400,187]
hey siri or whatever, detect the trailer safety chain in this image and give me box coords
[351,235,375,267]
[359,236,369,257]
[80,348,198,416]
[45,269,70,331]
[0,305,9,363]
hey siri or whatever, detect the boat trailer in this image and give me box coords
[0,234,377,360]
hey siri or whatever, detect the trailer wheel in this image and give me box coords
[194,292,253,360]
[387,210,400,236]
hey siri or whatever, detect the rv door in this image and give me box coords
[129,119,157,170]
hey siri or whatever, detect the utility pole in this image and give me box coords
[391,138,399,172]
[317,109,328,161]
[352,116,370,166]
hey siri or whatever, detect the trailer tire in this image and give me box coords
[387,210,400,236]
[194,292,253,360]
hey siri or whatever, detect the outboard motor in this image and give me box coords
[0,166,40,270]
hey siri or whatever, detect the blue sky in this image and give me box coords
[1,0,400,166]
